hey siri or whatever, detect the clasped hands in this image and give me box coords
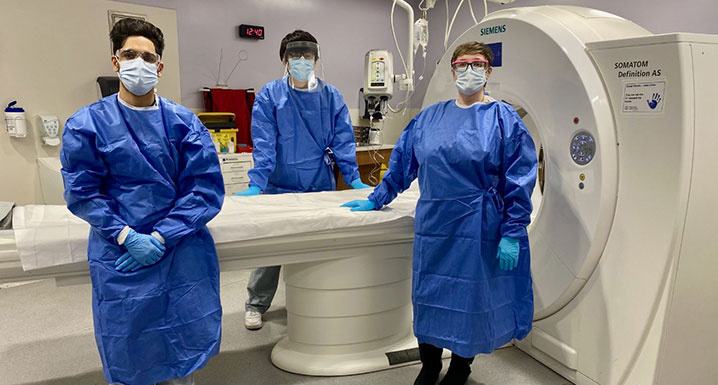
[115,229,166,273]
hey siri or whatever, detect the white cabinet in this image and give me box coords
[218,153,253,195]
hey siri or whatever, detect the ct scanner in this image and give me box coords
[0,5,716,385]
[422,5,718,385]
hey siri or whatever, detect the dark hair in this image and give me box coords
[110,18,165,56]
[451,41,494,67]
[279,30,317,60]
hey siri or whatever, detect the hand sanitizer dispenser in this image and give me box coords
[4,101,27,138]
[37,114,61,146]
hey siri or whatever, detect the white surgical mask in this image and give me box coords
[455,66,487,96]
[117,58,159,96]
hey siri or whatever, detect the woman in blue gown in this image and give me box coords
[342,41,538,385]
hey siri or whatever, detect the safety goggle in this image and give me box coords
[115,49,161,64]
[451,58,489,72]
[284,41,320,61]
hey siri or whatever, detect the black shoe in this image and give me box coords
[438,367,471,385]
[438,353,473,385]
[413,365,442,385]
[414,343,444,385]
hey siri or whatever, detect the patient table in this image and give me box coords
[0,187,421,375]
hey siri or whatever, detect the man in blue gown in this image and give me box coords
[343,41,538,385]
[235,30,369,330]
[61,18,224,385]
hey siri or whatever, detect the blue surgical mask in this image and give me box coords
[288,57,315,82]
[455,66,487,96]
[117,57,159,96]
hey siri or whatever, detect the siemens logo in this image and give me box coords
[480,25,506,36]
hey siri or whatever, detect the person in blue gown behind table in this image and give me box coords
[235,30,370,330]
[342,41,538,385]
[61,18,224,385]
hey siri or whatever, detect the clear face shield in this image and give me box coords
[283,41,325,90]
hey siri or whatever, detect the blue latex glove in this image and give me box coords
[119,229,165,269]
[341,199,376,212]
[496,237,520,271]
[115,252,145,273]
[234,185,261,196]
[350,178,371,189]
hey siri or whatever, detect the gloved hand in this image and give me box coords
[350,178,371,189]
[121,229,165,267]
[115,252,146,273]
[341,199,376,212]
[234,185,261,196]
[496,237,520,271]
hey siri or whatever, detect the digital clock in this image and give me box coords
[238,24,265,40]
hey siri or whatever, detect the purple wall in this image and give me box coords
[120,0,718,109]
[118,0,413,110]
[494,0,718,35]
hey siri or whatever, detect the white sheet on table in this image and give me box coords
[12,205,92,270]
[13,183,419,271]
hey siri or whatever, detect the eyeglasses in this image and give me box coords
[287,51,316,61]
[451,59,489,73]
[115,49,161,64]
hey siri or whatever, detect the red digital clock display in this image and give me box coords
[239,24,265,39]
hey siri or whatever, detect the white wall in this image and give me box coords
[0,0,180,205]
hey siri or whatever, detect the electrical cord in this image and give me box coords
[367,119,386,186]
[388,1,414,114]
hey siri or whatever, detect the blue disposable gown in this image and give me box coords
[369,100,537,357]
[248,77,360,193]
[60,95,225,385]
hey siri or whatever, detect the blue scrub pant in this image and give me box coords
[245,266,281,313]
